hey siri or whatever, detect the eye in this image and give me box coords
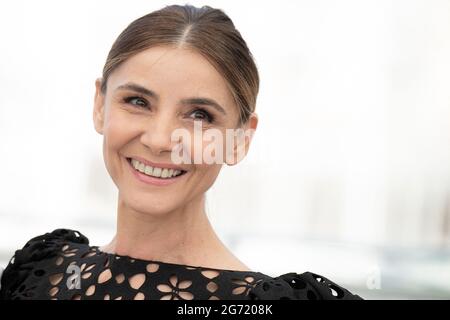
[123,96,149,108]
[189,108,214,123]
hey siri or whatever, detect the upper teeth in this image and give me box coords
[131,159,183,178]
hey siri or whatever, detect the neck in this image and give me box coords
[101,192,229,267]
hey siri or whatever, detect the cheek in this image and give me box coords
[183,128,230,165]
[192,163,222,193]
[103,109,136,151]
[102,110,137,182]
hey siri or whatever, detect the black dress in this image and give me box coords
[0,229,363,300]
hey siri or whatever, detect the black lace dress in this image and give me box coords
[0,229,363,300]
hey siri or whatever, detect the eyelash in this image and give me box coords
[122,95,215,123]
[123,96,148,108]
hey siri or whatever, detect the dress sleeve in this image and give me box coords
[248,271,363,300]
[0,228,89,300]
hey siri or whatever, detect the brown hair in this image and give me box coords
[100,4,259,126]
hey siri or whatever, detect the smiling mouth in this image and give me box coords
[126,157,187,179]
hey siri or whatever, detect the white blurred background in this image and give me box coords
[1,0,449,299]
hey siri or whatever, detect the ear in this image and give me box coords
[93,77,106,135]
[226,112,258,166]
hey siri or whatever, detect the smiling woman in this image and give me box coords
[0,4,362,300]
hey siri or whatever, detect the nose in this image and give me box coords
[139,112,180,156]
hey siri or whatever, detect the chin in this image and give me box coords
[125,193,182,216]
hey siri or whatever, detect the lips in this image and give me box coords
[127,155,187,172]
[126,157,187,179]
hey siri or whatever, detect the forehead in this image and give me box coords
[108,46,234,107]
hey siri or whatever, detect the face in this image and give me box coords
[93,45,258,216]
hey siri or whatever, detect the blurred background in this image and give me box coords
[1,0,449,299]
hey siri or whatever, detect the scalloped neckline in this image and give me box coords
[92,245,263,274]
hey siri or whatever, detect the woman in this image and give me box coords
[0,4,363,300]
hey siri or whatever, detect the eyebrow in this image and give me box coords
[115,82,227,115]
